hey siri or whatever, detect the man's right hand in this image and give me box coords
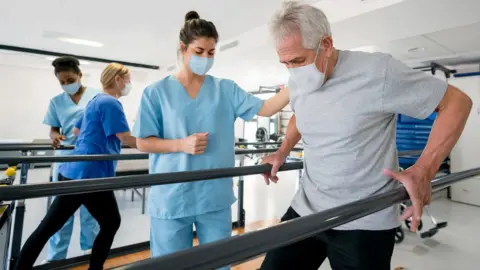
[52,135,66,149]
[261,151,288,185]
[181,133,209,155]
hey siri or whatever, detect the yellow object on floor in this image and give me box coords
[5,167,16,177]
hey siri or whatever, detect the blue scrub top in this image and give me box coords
[59,94,130,180]
[133,75,264,219]
[43,88,100,156]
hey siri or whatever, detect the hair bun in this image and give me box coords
[185,11,200,22]
[52,56,80,68]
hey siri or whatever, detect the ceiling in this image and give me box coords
[0,0,288,66]
[1,0,480,90]
[0,0,322,67]
[209,0,480,88]
[0,0,404,67]
[339,0,480,68]
[398,22,480,68]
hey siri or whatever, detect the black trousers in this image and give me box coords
[14,175,121,270]
[260,207,396,270]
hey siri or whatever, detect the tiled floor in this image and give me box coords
[16,161,480,269]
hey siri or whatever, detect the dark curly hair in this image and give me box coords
[52,56,81,75]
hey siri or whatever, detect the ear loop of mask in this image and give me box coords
[115,74,124,93]
[313,40,322,64]
[315,38,329,74]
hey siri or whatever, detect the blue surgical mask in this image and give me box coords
[62,82,81,95]
[188,55,214,75]
[287,41,328,96]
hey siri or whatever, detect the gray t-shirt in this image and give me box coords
[290,50,448,230]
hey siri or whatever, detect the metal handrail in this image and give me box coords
[117,168,480,270]
[0,149,419,165]
[0,162,303,201]
[0,142,287,152]
[0,148,304,165]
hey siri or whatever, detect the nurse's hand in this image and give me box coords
[52,135,66,149]
[181,133,209,155]
[73,127,80,137]
[261,151,287,185]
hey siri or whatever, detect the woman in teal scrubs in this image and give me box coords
[133,11,289,268]
[43,56,100,261]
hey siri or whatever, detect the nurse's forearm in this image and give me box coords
[278,115,301,155]
[123,136,137,149]
[258,87,290,117]
[49,127,61,140]
[136,137,183,153]
[116,132,137,149]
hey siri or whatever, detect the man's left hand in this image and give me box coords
[383,164,433,232]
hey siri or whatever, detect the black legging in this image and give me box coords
[14,175,121,270]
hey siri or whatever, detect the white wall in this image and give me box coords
[234,119,245,139]
[448,75,480,205]
[0,54,162,141]
[0,64,63,140]
[449,76,480,172]
[0,52,279,142]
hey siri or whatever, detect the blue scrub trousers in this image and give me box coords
[47,164,100,261]
[150,207,232,270]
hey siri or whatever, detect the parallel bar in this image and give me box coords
[0,148,303,164]
[120,168,480,270]
[0,145,74,151]
[235,142,282,146]
[9,204,24,270]
[0,153,148,164]
[0,142,286,152]
[0,148,417,165]
[397,150,422,156]
[0,144,134,152]
[0,163,303,201]
[9,151,29,269]
[237,179,245,227]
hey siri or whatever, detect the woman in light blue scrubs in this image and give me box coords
[43,56,100,262]
[133,11,289,268]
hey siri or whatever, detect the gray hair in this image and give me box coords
[269,1,331,50]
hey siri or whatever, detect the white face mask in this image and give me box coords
[287,42,328,96]
[121,83,132,96]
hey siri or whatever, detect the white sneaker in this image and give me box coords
[41,260,50,264]
[83,249,92,255]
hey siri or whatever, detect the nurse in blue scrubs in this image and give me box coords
[133,11,289,268]
[43,56,100,261]
[16,62,137,270]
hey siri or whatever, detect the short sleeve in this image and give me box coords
[132,87,163,138]
[43,100,61,127]
[382,56,448,119]
[75,116,83,129]
[98,98,130,137]
[228,81,264,121]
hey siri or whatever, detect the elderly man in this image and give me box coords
[260,2,472,270]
